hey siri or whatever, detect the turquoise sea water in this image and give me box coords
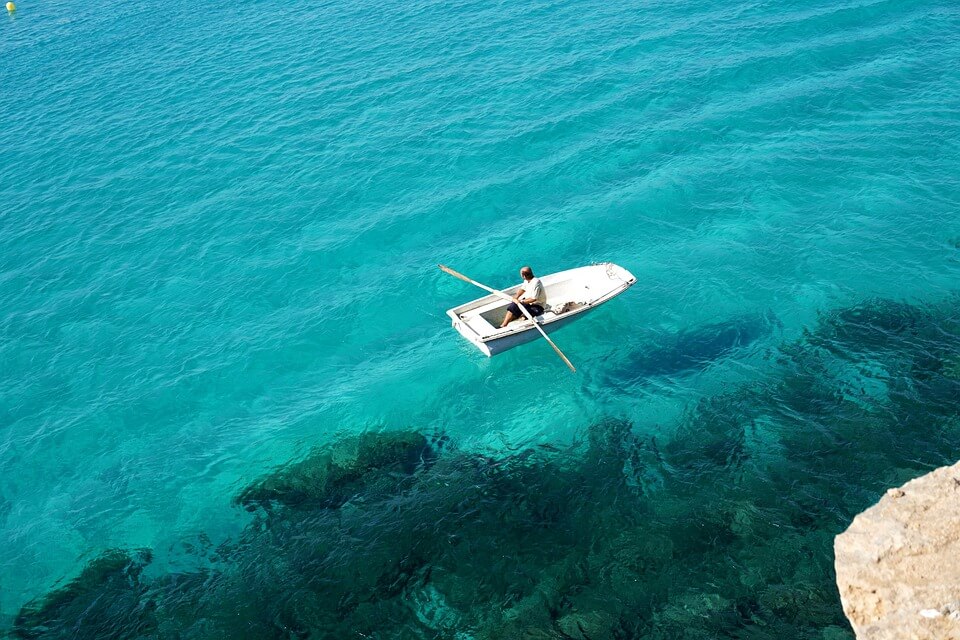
[2,0,959,636]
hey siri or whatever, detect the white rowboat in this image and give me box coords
[445,262,636,357]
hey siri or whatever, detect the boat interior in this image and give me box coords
[476,299,586,329]
[452,265,626,339]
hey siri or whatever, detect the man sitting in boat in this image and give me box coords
[500,266,546,328]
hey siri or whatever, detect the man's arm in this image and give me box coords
[519,282,541,304]
[517,290,537,304]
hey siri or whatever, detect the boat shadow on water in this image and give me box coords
[606,311,782,385]
[9,296,960,640]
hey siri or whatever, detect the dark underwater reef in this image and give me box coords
[10,296,959,640]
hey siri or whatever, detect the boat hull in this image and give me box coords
[482,304,602,356]
[446,262,635,357]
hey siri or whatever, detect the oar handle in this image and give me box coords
[438,264,511,301]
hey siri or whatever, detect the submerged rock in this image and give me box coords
[556,611,619,640]
[835,461,960,640]
[816,299,933,351]
[235,429,435,510]
[13,549,154,640]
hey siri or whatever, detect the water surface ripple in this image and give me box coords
[1,0,958,635]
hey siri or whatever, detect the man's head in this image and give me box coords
[520,266,534,280]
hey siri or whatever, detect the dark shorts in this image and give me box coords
[507,302,544,318]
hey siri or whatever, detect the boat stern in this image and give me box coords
[447,309,493,356]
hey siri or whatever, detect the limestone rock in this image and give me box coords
[835,461,960,640]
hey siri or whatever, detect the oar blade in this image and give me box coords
[526,316,576,372]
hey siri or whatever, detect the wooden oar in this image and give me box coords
[438,264,576,373]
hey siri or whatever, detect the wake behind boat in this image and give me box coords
[445,263,636,357]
